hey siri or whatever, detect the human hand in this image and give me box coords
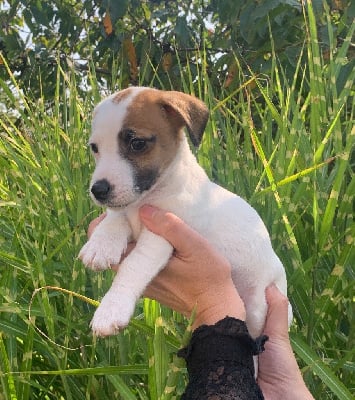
[257,285,314,400]
[140,205,246,329]
[86,206,246,330]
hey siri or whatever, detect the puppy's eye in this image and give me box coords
[89,143,98,154]
[130,138,147,152]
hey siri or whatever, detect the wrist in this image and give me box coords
[284,388,314,400]
[192,281,246,330]
[287,382,314,400]
[260,373,314,400]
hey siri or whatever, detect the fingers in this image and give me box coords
[139,205,206,254]
[89,206,205,259]
[264,284,290,338]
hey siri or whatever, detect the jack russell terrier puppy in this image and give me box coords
[79,87,292,339]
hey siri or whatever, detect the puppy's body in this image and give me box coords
[79,87,290,339]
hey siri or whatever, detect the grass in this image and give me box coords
[0,3,354,399]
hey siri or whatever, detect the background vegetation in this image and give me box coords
[0,0,354,399]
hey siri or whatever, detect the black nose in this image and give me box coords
[91,179,111,202]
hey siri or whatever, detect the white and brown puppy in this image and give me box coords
[79,87,291,338]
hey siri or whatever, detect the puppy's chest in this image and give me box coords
[125,211,142,240]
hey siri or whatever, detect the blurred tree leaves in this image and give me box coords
[0,0,353,100]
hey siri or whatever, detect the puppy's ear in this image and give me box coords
[161,91,209,147]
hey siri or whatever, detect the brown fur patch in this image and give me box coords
[110,88,209,192]
[159,91,209,146]
[112,88,133,104]
[118,89,183,186]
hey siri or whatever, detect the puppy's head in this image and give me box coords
[88,87,209,208]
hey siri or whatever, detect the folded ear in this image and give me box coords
[160,91,209,147]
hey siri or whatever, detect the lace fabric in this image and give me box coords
[178,317,267,399]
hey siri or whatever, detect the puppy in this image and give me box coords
[79,87,292,339]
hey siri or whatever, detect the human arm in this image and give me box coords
[140,205,314,400]
[141,206,264,399]
[257,285,314,399]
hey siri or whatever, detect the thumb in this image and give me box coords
[264,284,290,339]
[139,205,203,254]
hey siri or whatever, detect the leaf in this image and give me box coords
[162,52,173,72]
[103,11,113,36]
[173,17,190,47]
[212,0,242,23]
[107,375,142,400]
[291,335,353,400]
[153,317,168,398]
[0,333,18,399]
[224,61,239,88]
[123,38,138,82]
[108,0,129,21]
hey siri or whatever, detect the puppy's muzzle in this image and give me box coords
[91,179,112,202]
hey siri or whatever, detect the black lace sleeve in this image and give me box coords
[178,317,267,400]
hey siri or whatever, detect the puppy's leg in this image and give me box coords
[273,275,293,327]
[242,289,268,379]
[79,210,132,271]
[243,290,268,340]
[90,228,173,336]
[247,283,292,378]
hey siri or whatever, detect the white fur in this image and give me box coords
[79,88,292,339]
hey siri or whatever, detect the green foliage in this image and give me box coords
[0,0,353,100]
[0,1,354,399]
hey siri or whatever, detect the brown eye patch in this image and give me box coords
[133,167,160,193]
[119,129,156,155]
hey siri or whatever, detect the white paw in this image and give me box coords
[78,232,127,271]
[90,290,136,336]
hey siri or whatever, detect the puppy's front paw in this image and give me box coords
[78,233,127,271]
[90,291,136,336]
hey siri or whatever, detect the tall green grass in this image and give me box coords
[0,3,354,399]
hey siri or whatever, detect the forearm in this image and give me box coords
[191,280,246,330]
